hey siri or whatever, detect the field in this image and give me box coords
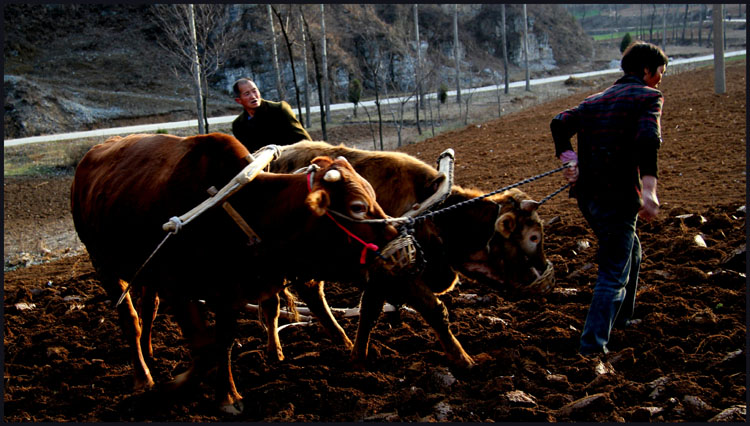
[3,62,746,421]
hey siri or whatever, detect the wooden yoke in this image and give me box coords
[162,145,281,233]
[403,148,455,218]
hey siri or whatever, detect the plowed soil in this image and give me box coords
[3,62,746,422]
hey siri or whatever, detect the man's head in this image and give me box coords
[233,78,262,115]
[621,41,668,88]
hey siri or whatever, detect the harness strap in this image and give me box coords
[325,211,379,264]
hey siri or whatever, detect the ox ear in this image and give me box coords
[311,156,334,169]
[520,199,540,212]
[495,211,516,239]
[306,189,330,217]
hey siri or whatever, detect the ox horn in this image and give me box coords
[520,200,540,212]
[323,169,342,182]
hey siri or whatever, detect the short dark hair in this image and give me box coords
[621,41,668,77]
[232,78,255,97]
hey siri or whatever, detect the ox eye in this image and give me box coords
[349,200,369,219]
[529,234,539,243]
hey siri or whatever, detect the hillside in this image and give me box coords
[3,4,593,139]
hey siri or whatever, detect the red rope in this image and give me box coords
[308,171,380,264]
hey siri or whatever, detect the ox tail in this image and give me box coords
[283,287,300,323]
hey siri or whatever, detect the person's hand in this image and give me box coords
[559,150,579,183]
[639,175,659,221]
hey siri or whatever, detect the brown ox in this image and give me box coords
[267,141,553,368]
[70,133,397,414]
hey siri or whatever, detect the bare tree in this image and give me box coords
[500,4,509,94]
[300,10,326,140]
[649,4,656,43]
[713,4,726,94]
[413,4,422,135]
[358,37,385,150]
[681,4,689,43]
[698,4,706,45]
[299,13,311,128]
[453,4,461,104]
[267,4,284,100]
[271,5,303,120]
[662,4,667,47]
[523,4,530,91]
[188,5,205,134]
[151,4,241,133]
[320,4,330,123]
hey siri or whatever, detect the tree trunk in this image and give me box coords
[301,12,326,140]
[188,4,205,134]
[501,4,509,94]
[639,5,643,39]
[523,4,530,92]
[413,4,422,135]
[320,4,330,123]
[713,4,726,94]
[698,4,705,45]
[299,13,311,128]
[267,5,284,100]
[453,4,461,104]
[662,4,667,47]
[681,4,689,42]
[649,4,656,43]
[272,6,302,120]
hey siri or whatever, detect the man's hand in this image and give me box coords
[639,175,659,221]
[559,150,579,183]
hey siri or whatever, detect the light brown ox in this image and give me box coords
[70,133,397,414]
[264,141,554,369]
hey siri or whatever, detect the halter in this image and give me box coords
[307,171,380,265]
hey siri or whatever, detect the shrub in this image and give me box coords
[620,32,633,53]
[348,79,362,117]
[438,84,448,104]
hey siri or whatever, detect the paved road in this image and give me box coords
[4,50,745,147]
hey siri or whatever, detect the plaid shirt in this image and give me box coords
[551,74,663,208]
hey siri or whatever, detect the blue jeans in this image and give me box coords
[577,197,641,355]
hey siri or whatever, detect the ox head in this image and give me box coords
[305,156,398,266]
[458,188,555,294]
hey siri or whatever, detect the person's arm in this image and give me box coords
[639,175,659,221]
[636,91,664,221]
[280,102,312,142]
[551,108,580,183]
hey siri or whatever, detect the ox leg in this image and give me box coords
[214,304,243,415]
[295,280,353,349]
[405,280,475,369]
[108,278,154,390]
[351,285,388,366]
[138,286,159,364]
[260,293,285,362]
[169,299,215,390]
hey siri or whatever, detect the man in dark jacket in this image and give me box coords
[232,78,311,153]
[550,41,668,356]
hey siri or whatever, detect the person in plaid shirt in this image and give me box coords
[550,41,668,356]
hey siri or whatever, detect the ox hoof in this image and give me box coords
[220,400,244,415]
[134,377,155,391]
